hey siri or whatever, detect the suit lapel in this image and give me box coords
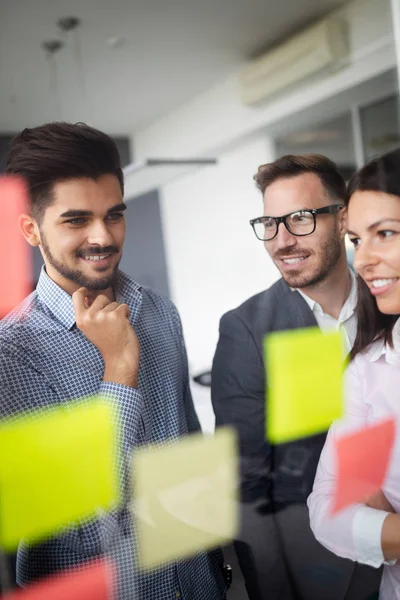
[275,279,318,330]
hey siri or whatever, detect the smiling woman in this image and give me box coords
[346,149,400,358]
[308,147,400,600]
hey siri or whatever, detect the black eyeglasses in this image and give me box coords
[249,204,344,241]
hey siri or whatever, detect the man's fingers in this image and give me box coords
[88,294,110,313]
[72,290,128,323]
[116,303,130,318]
[102,302,120,312]
[72,288,88,316]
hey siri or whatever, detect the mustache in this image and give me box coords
[76,246,119,258]
[273,248,312,260]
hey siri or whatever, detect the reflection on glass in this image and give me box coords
[360,94,400,161]
[275,112,357,182]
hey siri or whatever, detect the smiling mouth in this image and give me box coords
[82,254,112,262]
[280,256,309,265]
[369,278,398,289]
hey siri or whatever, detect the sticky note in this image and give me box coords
[0,176,32,317]
[131,428,238,569]
[2,560,113,599]
[331,418,395,514]
[265,327,344,444]
[0,398,120,550]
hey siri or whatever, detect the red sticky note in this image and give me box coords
[0,176,32,317]
[331,418,396,514]
[2,560,113,600]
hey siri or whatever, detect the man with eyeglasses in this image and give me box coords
[211,155,382,600]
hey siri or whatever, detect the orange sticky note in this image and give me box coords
[2,560,113,599]
[0,176,32,317]
[331,418,396,514]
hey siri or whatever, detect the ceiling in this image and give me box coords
[0,0,347,136]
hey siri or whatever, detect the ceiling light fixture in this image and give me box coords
[41,40,64,119]
[57,17,81,32]
[41,40,64,55]
[56,16,85,95]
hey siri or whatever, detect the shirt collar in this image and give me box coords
[294,287,318,312]
[365,317,400,365]
[293,268,357,320]
[339,268,358,321]
[36,266,142,330]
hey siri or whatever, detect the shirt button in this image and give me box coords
[176,592,181,598]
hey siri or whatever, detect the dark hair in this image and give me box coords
[348,148,400,360]
[5,122,124,223]
[254,153,346,202]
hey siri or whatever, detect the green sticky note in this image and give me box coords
[265,327,344,444]
[132,427,238,570]
[0,398,120,550]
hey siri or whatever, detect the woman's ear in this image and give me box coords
[19,214,41,247]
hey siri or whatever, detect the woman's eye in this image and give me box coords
[348,237,360,247]
[378,230,395,239]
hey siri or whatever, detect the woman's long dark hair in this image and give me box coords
[351,276,398,360]
[348,148,400,360]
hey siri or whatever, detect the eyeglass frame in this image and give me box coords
[249,204,344,241]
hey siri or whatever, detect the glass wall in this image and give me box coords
[360,93,400,160]
[275,112,357,181]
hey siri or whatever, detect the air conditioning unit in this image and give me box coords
[239,17,349,105]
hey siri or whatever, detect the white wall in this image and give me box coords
[160,136,279,431]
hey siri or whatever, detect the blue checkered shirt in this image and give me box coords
[0,267,226,600]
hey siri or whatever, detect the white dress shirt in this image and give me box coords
[296,269,357,355]
[308,318,400,600]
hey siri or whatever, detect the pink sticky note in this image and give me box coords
[2,560,113,600]
[0,176,32,318]
[331,418,396,514]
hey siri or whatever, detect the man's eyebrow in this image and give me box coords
[107,203,127,213]
[59,203,127,219]
[59,209,92,218]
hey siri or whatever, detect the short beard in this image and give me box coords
[40,232,120,291]
[277,232,342,289]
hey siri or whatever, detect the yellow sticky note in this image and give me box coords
[132,427,238,569]
[265,327,344,444]
[0,398,120,550]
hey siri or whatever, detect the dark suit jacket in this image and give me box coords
[211,279,382,600]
